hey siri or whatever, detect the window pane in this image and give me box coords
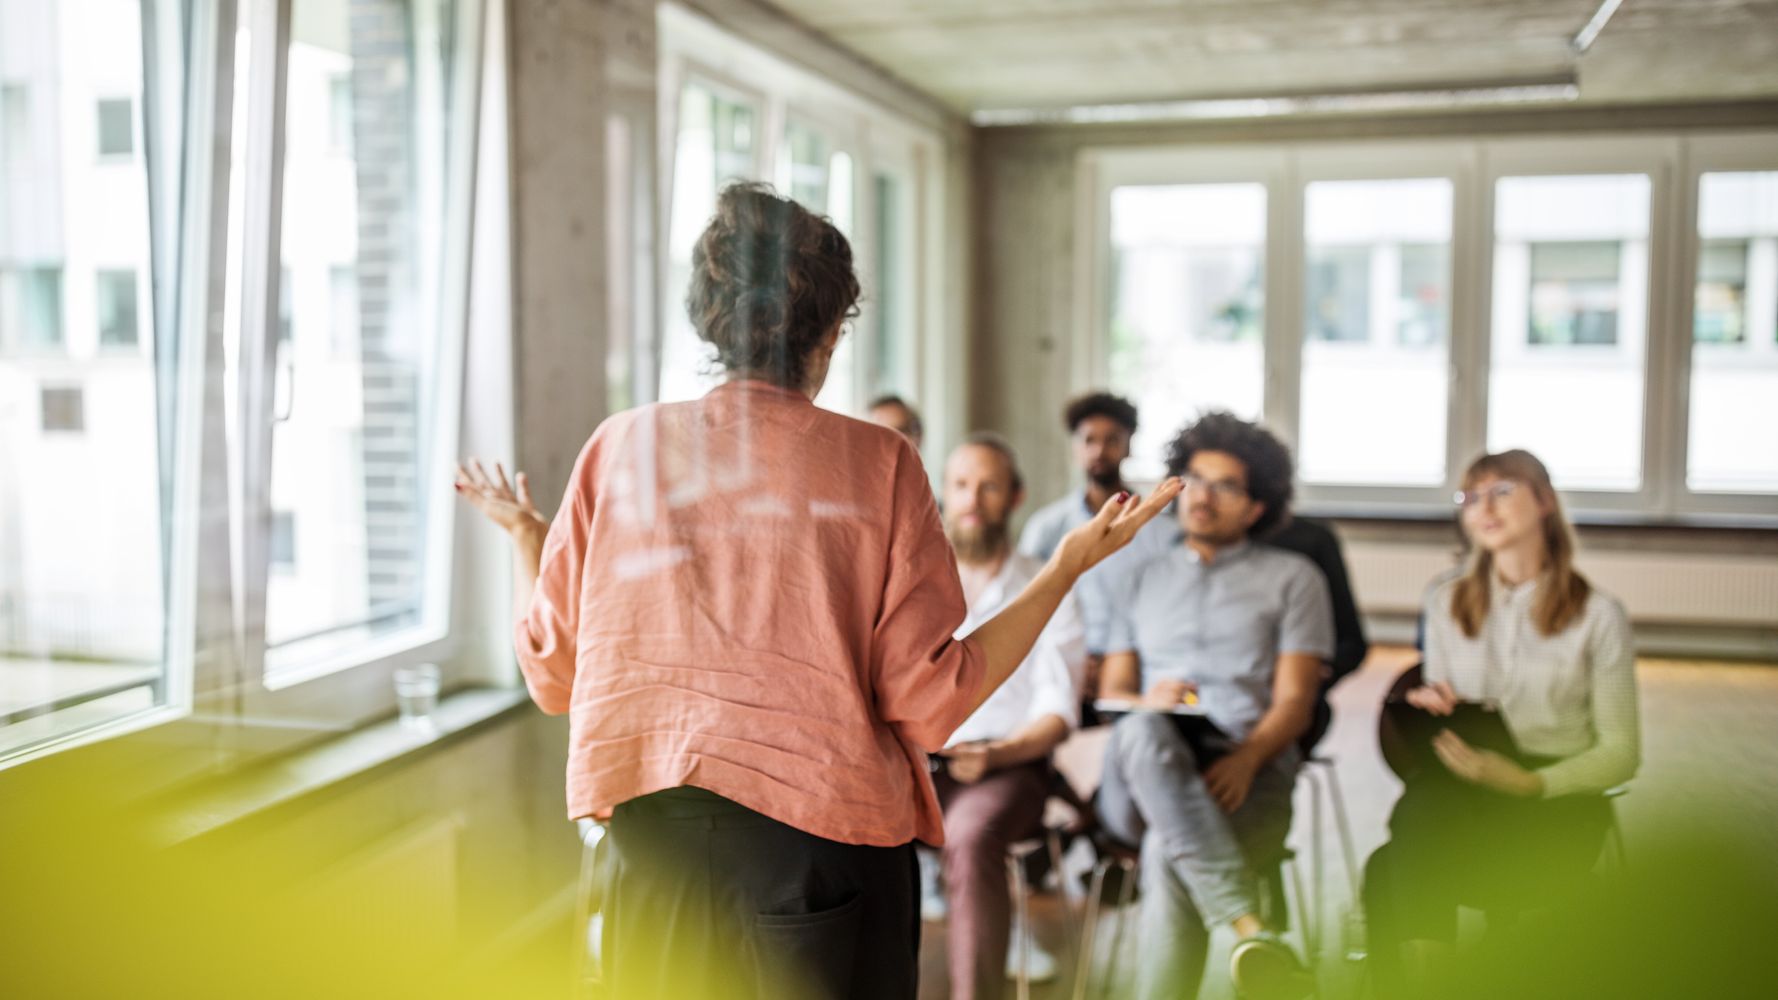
[1489,174,1650,491]
[1690,171,1778,494]
[267,0,462,661]
[780,121,829,211]
[1,267,65,349]
[871,170,912,397]
[0,0,167,756]
[1694,240,1748,345]
[660,83,757,404]
[96,268,139,347]
[1528,242,1620,346]
[1108,183,1266,479]
[1300,178,1452,486]
[813,148,856,415]
[96,97,134,157]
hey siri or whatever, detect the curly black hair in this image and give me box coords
[1164,411,1295,538]
[1062,391,1139,434]
[686,182,861,388]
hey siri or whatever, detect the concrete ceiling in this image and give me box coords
[761,1,1778,114]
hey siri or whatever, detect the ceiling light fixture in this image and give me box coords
[1572,0,1625,54]
[970,79,1581,128]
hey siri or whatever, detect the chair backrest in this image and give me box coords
[1269,516,1369,756]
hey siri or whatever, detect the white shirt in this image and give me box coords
[1423,574,1640,799]
[946,553,1088,746]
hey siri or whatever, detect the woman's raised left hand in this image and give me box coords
[1052,478,1185,580]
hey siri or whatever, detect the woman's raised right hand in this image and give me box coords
[1051,478,1184,580]
[455,458,548,544]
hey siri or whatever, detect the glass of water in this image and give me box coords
[394,663,441,730]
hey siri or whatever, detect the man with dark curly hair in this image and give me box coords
[1095,411,1333,1000]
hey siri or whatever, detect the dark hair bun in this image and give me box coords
[686,182,861,388]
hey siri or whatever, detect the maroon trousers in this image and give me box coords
[932,760,1051,1000]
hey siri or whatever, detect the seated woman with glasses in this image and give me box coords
[1363,449,1641,999]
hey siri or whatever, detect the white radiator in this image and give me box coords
[1346,542,1778,629]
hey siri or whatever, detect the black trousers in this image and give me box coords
[1362,762,1611,999]
[599,787,919,1000]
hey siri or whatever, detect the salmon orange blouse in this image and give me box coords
[514,380,985,846]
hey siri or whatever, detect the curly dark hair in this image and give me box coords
[1062,391,1139,434]
[1164,411,1295,538]
[686,182,861,388]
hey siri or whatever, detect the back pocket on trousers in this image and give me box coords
[752,893,863,1000]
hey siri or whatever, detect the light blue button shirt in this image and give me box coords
[1106,540,1334,741]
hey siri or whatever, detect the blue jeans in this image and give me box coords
[1097,712,1298,1000]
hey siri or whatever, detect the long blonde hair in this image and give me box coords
[1450,449,1592,639]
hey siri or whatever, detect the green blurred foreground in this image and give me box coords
[4,762,1777,999]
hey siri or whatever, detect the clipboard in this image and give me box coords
[1092,698,1236,765]
[1381,699,1524,783]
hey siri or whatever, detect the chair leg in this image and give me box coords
[1099,858,1138,1000]
[1286,854,1317,968]
[1315,759,1367,962]
[1010,854,1032,1000]
[1048,828,1078,940]
[1607,815,1629,873]
[1320,762,1364,908]
[573,822,605,999]
[1072,858,1114,1000]
[1308,767,1326,964]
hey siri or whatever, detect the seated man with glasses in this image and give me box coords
[1096,412,1332,1000]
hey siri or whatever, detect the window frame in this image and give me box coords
[1669,132,1778,519]
[1288,143,1472,509]
[653,60,767,403]
[861,138,922,402]
[1080,133,1778,526]
[0,0,220,767]
[1078,145,1288,483]
[230,0,487,727]
[4,0,496,771]
[1479,136,1675,515]
[656,7,946,437]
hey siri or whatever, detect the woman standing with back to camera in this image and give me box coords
[455,182,1181,998]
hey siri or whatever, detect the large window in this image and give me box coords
[656,10,942,432]
[1,0,484,765]
[776,120,858,414]
[1489,174,1650,492]
[870,165,916,398]
[1299,178,1452,486]
[1107,182,1266,479]
[1088,137,1778,520]
[261,0,462,671]
[660,81,758,405]
[1691,171,1778,494]
[0,0,165,758]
